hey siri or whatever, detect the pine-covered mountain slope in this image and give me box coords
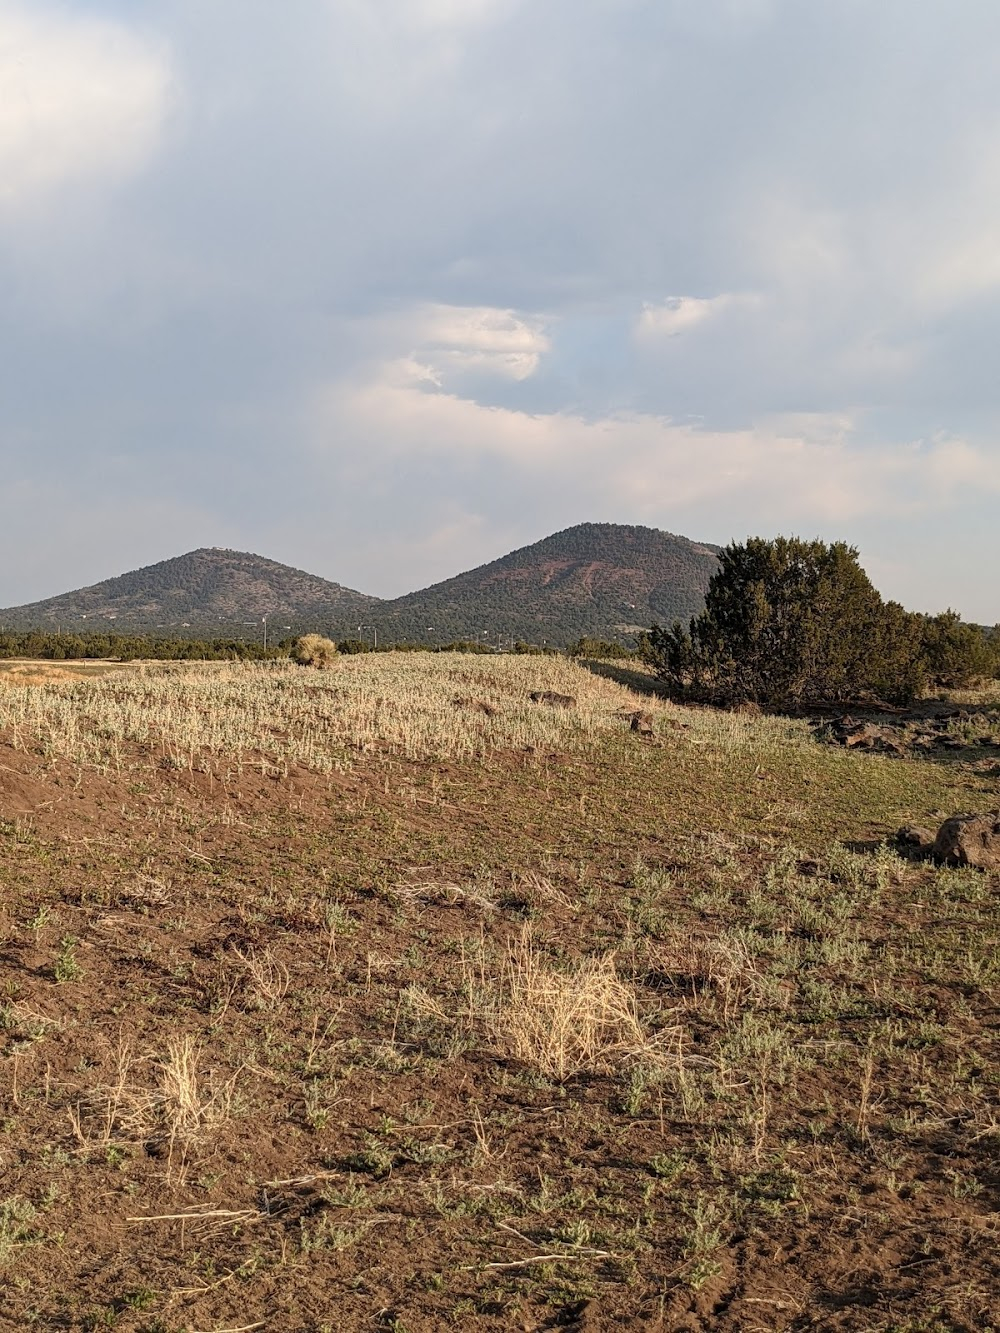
[377,523,720,645]
[0,525,721,644]
[0,549,380,635]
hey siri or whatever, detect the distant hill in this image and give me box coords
[377,523,720,645]
[0,524,720,645]
[0,548,380,636]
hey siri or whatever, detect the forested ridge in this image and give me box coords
[378,523,720,644]
[0,524,720,647]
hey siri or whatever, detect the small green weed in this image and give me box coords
[53,936,83,984]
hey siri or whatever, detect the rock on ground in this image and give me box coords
[897,824,936,853]
[932,811,1000,870]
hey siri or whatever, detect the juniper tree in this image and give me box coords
[921,611,996,688]
[646,536,925,707]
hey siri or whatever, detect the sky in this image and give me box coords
[2,0,999,620]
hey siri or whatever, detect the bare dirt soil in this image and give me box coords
[0,662,998,1332]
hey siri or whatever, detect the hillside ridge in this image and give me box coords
[0,523,721,644]
[0,547,380,635]
[378,522,720,644]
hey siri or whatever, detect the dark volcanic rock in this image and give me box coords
[827,716,907,754]
[897,824,936,853]
[629,710,655,736]
[932,811,1000,870]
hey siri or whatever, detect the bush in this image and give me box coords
[292,634,339,668]
[565,637,633,660]
[921,611,996,688]
[645,536,926,708]
[990,627,1000,677]
[432,640,494,654]
[512,641,560,655]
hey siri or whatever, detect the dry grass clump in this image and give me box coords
[391,877,498,912]
[229,946,291,1008]
[69,1037,238,1174]
[471,930,673,1080]
[156,1036,233,1153]
[292,634,339,668]
[649,927,775,1021]
[119,874,171,909]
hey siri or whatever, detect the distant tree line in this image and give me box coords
[0,632,289,663]
[643,537,999,709]
[0,631,635,663]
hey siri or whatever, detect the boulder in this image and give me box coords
[827,716,906,755]
[529,691,576,708]
[630,710,655,736]
[845,724,882,748]
[897,824,936,853]
[931,811,1000,870]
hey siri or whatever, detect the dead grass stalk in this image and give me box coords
[470,929,677,1080]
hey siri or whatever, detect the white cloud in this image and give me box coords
[4,1,1000,623]
[637,293,758,339]
[311,357,1000,529]
[329,0,513,31]
[375,303,550,385]
[0,3,172,214]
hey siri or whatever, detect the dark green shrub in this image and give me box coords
[646,536,926,708]
[921,611,996,688]
[566,637,633,660]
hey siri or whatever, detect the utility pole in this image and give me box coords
[262,615,268,651]
[359,624,377,650]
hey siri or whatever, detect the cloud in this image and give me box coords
[408,303,550,382]
[636,294,759,339]
[0,2,172,216]
[311,350,1000,528]
[2,1,1000,625]
[295,345,1000,618]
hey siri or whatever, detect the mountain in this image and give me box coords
[0,524,721,645]
[0,548,380,635]
[376,523,720,645]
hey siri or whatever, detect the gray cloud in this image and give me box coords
[1,0,998,621]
